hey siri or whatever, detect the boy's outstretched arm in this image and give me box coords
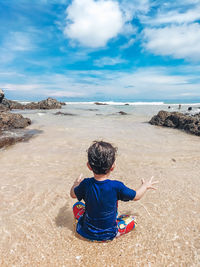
[134,176,159,201]
[70,174,83,199]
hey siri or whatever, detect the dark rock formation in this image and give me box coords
[0,89,4,103]
[118,111,128,115]
[0,112,31,131]
[2,99,25,109]
[54,111,76,116]
[1,97,62,110]
[188,107,192,111]
[124,103,129,106]
[26,98,62,109]
[0,111,32,149]
[0,129,42,149]
[94,102,108,105]
[0,103,9,111]
[149,110,200,136]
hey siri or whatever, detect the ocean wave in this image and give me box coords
[16,100,200,106]
[64,101,165,105]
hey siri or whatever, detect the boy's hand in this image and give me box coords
[134,176,159,201]
[141,176,159,190]
[70,174,84,199]
[73,173,83,187]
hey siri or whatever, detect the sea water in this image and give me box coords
[0,102,200,266]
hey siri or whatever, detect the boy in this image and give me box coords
[70,141,158,242]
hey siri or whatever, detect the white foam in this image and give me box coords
[64,101,165,105]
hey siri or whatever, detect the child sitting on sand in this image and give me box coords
[70,141,158,242]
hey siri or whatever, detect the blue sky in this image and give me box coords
[1,0,200,101]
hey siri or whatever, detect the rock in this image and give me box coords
[118,111,128,115]
[0,89,4,103]
[2,98,25,109]
[188,107,192,111]
[0,104,9,111]
[168,106,171,109]
[124,103,129,106]
[54,111,76,116]
[149,110,169,126]
[25,98,62,110]
[0,111,32,149]
[38,98,62,109]
[0,129,41,149]
[1,97,62,110]
[149,110,200,136]
[0,112,31,131]
[94,102,108,105]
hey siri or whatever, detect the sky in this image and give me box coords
[0,0,200,102]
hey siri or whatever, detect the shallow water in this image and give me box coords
[0,104,200,266]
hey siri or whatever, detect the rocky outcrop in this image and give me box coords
[2,99,25,109]
[54,111,76,116]
[26,98,62,109]
[0,89,4,103]
[94,102,108,105]
[0,111,32,148]
[118,111,128,115]
[149,110,200,136]
[1,97,62,110]
[0,103,9,111]
[0,112,31,131]
[0,129,41,149]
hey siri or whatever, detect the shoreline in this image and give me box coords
[10,100,200,106]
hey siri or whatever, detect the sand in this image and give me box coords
[0,106,200,266]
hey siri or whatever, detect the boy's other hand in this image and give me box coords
[141,176,159,190]
[74,173,84,187]
[70,174,84,199]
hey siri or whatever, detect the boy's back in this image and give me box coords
[75,177,136,241]
[70,141,158,242]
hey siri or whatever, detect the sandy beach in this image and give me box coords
[0,104,200,266]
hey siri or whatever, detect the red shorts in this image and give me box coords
[73,202,136,238]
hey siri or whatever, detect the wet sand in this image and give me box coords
[0,107,200,266]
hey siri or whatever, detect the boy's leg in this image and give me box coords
[116,214,136,237]
[73,201,85,220]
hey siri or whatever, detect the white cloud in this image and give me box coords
[4,32,35,51]
[120,38,135,49]
[0,31,36,64]
[120,0,150,21]
[2,66,200,100]
[2,84,40,91]
[47,90,85,97]
[142,23,200,61]
[141,6,200,25]
[94,57,127,67]
[64,0,123,48]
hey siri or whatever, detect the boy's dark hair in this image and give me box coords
[87,141,117,175]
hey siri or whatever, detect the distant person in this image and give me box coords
[70,141,158,242]
[178,104,181,110]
